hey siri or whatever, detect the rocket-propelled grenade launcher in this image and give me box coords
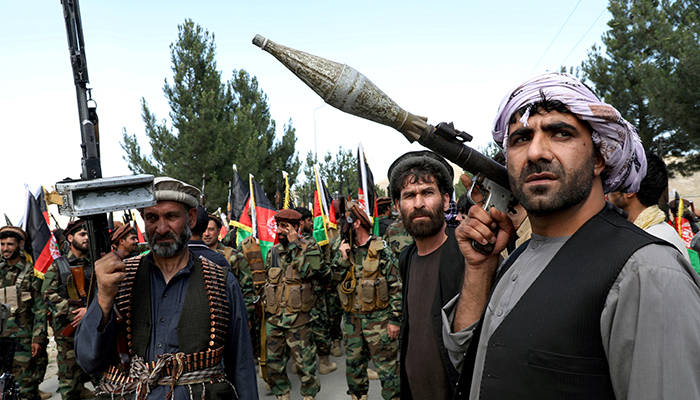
[252,35,515,253]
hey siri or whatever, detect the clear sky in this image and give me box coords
[0,0,611,225]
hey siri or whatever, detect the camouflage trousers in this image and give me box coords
[55,333,91,400]
[326,290,343,342]
[344,312,400,400]
[11,336,41,400]
[310,292,331,357]
[266,322,320,397]
[33,340,48,386]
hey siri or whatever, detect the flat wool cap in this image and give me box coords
[0,226,28,241]
[274,209,302,224]
[64,220,86,237]
[110,224,134,245]
[154,177,201,209]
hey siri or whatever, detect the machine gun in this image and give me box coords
[57,0,156,372]
[252,35,516,254]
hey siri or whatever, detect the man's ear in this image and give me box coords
[443,193,451,212]
[394,199,401,213]
[625,192,636,199]
[594,152,605,177]
[18,240,25,249]
[188,207,198,229]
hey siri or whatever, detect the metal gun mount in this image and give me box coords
[468,173,516,215]
[56,174,156,217]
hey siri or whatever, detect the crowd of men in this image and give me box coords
[2,71,700,400]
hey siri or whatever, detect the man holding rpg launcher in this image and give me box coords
[444,72,700,399]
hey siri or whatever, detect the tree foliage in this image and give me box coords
[121,19,299,209]
[581,0,700,174]
[296,147,359,207]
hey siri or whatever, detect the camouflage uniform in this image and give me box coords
[382,219,413,259]
[215,242,254,313]
[330,235,402,400]
[42,250,92,400]
[321,228,343,345]
[301,232,333,358]
[265,238,328,398]
[0,252,47,400]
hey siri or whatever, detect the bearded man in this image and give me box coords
[388,151,464,400]
[445,72,700,399]
[42,219,94,400]
[75,177,257,399]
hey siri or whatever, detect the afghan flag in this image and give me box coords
[217,210,229,241]
[23,187,61,277]
[312,165,335,246]
[358,143,380,236]
[238,175,276,262]
[229,166,252,245]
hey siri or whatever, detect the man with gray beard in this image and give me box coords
[75,177,257,399]
[389,151,464,400]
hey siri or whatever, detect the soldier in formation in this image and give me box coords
[264,209,329,400]
[330,201,402,400]
[42,220,95,400]
[0,226,47,400]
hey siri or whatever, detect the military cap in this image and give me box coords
[274,209,302,224]
[208,213,222,229]
[0,226,28,241]
[346,200,373,231]
[387,150,454,200]
[377,197,392,207]
[110,224,134,245]
[64,219,86,237]
[154,177,200,209]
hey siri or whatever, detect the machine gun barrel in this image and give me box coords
[251,35,509,190]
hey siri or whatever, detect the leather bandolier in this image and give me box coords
[264,240,316,315]
[241,237,266,292]
[100,255,235,399]
[337,238,390,314]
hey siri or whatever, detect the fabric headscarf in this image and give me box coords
[492,72,646,193]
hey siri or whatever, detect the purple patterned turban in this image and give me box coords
[491,72,646,193]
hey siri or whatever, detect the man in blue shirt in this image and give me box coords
[75,177,258,399]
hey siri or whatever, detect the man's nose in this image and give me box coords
[527,132,554,163]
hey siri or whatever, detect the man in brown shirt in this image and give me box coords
[389,151,464,399]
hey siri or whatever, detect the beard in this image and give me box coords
[147,223,191,258]
[3,248,19,261]
[401,202,446,239]
[72,238,89,253]
[510,152,596,218]
[278,233,289,247]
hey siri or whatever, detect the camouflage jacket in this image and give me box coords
[265,238,329,328]
[42,250,90,332]
[383,219,414,260]
[216,242,255,314]
[329,235,402,325]
[0,253,47,343]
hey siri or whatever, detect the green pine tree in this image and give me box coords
[121,19,299,209]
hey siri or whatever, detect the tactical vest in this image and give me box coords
[241,237,266,288]
[337,238,390,313]
[264,241,315,315]
[56,255,92,301]
[101,255,234,398]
